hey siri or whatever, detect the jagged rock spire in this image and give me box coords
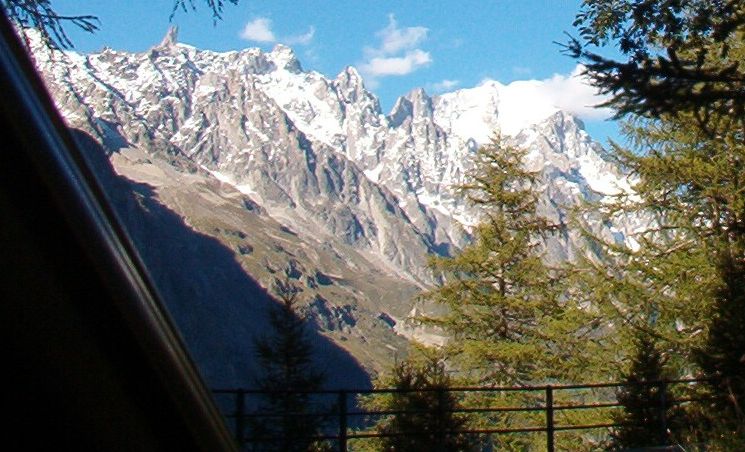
[158,26,178,48]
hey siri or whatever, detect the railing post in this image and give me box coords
[546,385,554,452]
[436,388,446,452]
[234,390,245,445]
[659,380,668,445]
[338,391,348,452]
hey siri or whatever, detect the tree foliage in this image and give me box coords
[697,254,745,434]
[573,94,745,447]
[170,0,238,23]
[363,354,476,452]
[1,0,98,49]
[1,0,239,49]
[574,112,738,365]
[567,0,745,121]
[250,278,328,452]
[611,333,681,449]
[570,0,745,441]
[423,136,599,385]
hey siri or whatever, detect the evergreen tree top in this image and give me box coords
[567,0,745,121]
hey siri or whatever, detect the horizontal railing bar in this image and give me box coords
[669,396,718,405]
[225,412,337,418]
[348,426,547,438]
[454,426,553,435]
[552,401,621,410]
[243,421,627,443]
[213,377,710,395]
[547,377,710,391]
[216,378,715,447]
[554,422,619,431]
[451,405,547,413]
[227,395,709,420]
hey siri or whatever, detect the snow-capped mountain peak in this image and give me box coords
[34,31,631,279]
[31,31,641,379]
[434,79,562,142]
[267,44,303,73]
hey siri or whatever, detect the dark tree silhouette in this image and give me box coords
[250,278,328,452]
[367,356,475,452]
[170,0,238,23]
[697,256,745,435]
[611,333,681,449]
[1,0,98,49]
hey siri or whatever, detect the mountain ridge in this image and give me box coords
[30,27,635,378]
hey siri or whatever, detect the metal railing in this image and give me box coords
[213,378,710,451]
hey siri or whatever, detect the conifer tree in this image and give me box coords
[567,0,745,120]
[570,2,745,440]
[250,278,328,452]
[697,255,745,436]
[611,333,681,450]
[574,112,745,441]
[363,354,475,452]
[423,136,594,385]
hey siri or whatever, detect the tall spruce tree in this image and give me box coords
[250,278,328,452]
[574,111,745,441]
[611,333,681,450]
[420,137,613,450]
[572,115,724,369]
[570,1,745,441]
[423,135,594,385]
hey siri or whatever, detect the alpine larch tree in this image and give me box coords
[424,136,565,385]
[419,135,614,449]
[569,0,745,443]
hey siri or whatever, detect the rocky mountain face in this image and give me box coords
[31,28,632,386]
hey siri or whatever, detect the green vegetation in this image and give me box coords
[418,136,612,450]
[8,0,744,448]
[566,0,745,120]
[408,2,745,448]
[610,333,681,449]
[568,0,745,445]
[361,353,476,452]
[422,136,601,386]
[250,278,330,452]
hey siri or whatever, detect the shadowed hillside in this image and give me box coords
[71,129,371,390]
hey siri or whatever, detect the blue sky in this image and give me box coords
[51,0,621,144]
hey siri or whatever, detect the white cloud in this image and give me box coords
[240,18,315,46]
[430,79,460,92]
[360,15,431,83]
[376,14,428,56]
[539,65,611,120]
[361,49,432,77]
[240,17,276,42]
[285,26,315,46]
[472,64,612,136]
